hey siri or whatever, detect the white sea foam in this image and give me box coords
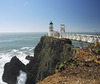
[21,47,30,50]
[29,48,33,51]
[17,70,27,84]
[0,53,12,84]
[0,47,34,84]
[12,49,19,52]
[0,68,7,84]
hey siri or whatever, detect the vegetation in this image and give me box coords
[76,40,100,63]
[55,41,100,73]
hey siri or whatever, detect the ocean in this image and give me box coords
[0,32,46,84]
[0,32,97,84]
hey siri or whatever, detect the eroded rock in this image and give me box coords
[2,56,26,84]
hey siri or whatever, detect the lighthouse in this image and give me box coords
[48,21,60,37]
[48,21,54,36]
[49,21,53,31]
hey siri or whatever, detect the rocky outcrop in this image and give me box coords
[26,36,75,84]
[25,55,34,61]
[2,56,26,84]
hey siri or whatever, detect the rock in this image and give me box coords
[25,55,34,61]
[2,56,26,84]
[26,36,74,84]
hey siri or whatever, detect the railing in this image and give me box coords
[61,34,100,43]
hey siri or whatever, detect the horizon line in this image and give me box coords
[0,31,99,33]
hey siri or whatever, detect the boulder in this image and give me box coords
[25,55,34,61]
[2,56,26,84]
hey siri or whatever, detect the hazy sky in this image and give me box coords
[0,0,100,32]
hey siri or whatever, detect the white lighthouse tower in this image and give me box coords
[48,21,60,37]
[48,21,54,36]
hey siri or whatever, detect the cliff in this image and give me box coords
[26,35,75,84]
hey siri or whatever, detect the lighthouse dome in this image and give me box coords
[49,21,53,25]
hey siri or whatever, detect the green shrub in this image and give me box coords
[74,60,79,63]
[96,48,100,55]
[64,61,67,64]
[59,63,64,69]
[71,63,75,67]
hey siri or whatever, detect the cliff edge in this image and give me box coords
[26,35,75,84]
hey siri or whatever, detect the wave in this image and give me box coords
[12,49,19,52]
[0,47,34,84]
[21,47,34,52]
[21,47,32,50]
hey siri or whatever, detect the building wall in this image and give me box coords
[48,31,60,37]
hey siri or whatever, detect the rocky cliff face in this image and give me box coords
[26,36,74,84]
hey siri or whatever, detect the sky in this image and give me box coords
[0,0,100,32]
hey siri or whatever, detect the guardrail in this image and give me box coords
[62,34,100,43]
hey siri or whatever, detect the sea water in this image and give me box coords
[0,32,46,84]
[0,32,97,84]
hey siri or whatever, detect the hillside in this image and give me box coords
[37,59,100,84]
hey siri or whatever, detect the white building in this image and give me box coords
[48,21,60,37]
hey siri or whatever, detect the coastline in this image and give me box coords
[1,33,100,84]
